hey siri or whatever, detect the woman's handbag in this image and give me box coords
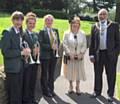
[63,55,70,64]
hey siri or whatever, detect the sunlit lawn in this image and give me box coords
[116,73,120,100]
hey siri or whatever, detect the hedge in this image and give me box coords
[32,9,67,19]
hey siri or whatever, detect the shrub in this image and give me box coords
[32,9,67,19]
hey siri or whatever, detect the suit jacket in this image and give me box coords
[89,21,120,61]
[63,30,87,56]
[23,29,39,51]
[38,27,60,59]
[1,27,23,73]
[23,29,39,62]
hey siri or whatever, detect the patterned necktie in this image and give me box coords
[29,33,33,43]
[100,23,106,36]
[49,29,54,47]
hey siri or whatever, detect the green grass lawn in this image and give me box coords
[0,17,93,65]
[116,73,120,100]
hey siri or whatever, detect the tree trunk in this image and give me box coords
[93,0,97,12]
[115,0,120,24]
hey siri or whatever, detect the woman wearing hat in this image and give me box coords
[63,16,87,95]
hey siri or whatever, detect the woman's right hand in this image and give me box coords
[70,54,74,60]
[90,57,95,63]
[21,48,31,56]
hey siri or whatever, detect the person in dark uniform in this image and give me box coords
[22,12,40,104]
[39,14,60,97]
[1,11,31,104]
[89,9,120,102]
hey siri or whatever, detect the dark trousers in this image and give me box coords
[41,57,57,94]
[94,50,118,97]
[6,70,23,104]
[23,64,38,104]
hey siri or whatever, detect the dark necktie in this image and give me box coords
[29,33,33,42]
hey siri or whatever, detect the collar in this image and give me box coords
[13,26,20,34]
[96,20,112,31]
[99,20,107,25]
[26,29,33,35]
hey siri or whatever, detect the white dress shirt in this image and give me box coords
[99,20,107,50]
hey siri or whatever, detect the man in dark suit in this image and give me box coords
[22,12,39,104]
[1,11,31,104]
[89,9,120,102]
[39,14,60,97]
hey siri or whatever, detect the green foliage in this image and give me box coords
[0,12,10,17]
[32,9,67,19]
[109,8,116,21]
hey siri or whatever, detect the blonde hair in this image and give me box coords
[43,14,54,22]
[26,12,36,23]
[72,16,80,24]
[70,16,81,31]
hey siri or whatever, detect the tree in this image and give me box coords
[115,0,120,24]
[62,0,87,15]
[41,0,64,10]
[92,0,115,12]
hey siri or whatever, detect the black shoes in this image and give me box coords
[43,91,56,97]
[76,92,81,96]
[43,92,52,97]
[107,96,114,102]
[68,90,74,94]
[90,92,101,98]
[51,92,56,97]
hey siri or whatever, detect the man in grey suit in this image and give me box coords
[1,11,31,104]
[89,9,120,102]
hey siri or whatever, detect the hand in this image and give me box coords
[78,53,84,60]
[21,48,31,56]
[52,43,58,50]
[74,54,78,59]
[70,54,74,60]
[33,47,40,56]
[90,57,95,63]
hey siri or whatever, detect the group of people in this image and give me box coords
[0,8,119,104]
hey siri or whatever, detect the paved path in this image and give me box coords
[36,49,120,104]
[0,49,120,104]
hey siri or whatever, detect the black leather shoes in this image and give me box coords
[76,92,81,96]
[43,92,52,97]
[90,92,100,98]
[68,90,74,94]
[107,96,114,102]
[51,92,56,97]
[32,100,39,104]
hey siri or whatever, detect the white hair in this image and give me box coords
[98,8,108,16]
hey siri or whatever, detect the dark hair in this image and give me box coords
[11,11,24,20]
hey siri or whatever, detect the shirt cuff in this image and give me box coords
[90,55,94,59]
